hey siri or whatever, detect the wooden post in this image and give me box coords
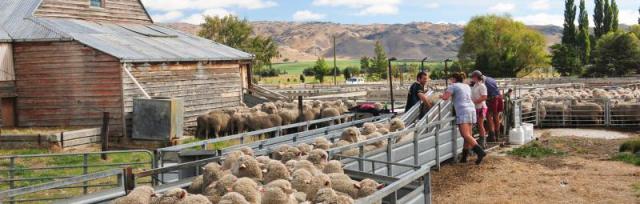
[101,112,110,160]
[123,167,135,193]
[297,96,303,122]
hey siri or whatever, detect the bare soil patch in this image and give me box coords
[432,131,640,204]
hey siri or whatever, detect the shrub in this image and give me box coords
[303,67,315,76]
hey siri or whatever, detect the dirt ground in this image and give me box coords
[431,130,640,204]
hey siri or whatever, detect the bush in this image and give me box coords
[612,152,640,166]
[342,66,361,79]
[619,140,640,154]
[303,67,315,76]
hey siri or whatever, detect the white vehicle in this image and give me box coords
[346,77,365,84]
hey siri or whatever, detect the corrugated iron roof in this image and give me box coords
[0,28,10,42]
[0,0,253,62]
[0,0,71,42]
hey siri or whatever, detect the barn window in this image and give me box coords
[90,0,103,8]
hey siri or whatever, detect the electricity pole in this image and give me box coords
[333,35,337,86]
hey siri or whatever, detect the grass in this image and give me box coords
[271,59,361,75]
[508,142,566,158]
[633,183,640,197]
[612,152,640,166]
[0,127,79,135]
[0,149,154,203]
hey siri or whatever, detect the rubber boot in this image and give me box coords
[487,131,496,142]
[478,136,486,149]
[460,149,469,163]
[472,145,487,165]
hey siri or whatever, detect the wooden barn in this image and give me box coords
[0,0,254,139]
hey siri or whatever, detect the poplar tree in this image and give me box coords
[562,0,577,46]
[610,0,619,31]
[603,0,612,34]
[593,0,605,38]
[577,0,591,64]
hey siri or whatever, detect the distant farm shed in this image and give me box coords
[0,0,254,139]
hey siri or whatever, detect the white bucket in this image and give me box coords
[522,123,534,142]
[509,126,525,145]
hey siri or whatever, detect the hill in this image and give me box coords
[163,22,562,62]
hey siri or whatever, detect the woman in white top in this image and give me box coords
[470,73,488,148]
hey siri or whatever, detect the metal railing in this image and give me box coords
[0,169,124,203]
[0,150,154,203]
[515,97,640,128]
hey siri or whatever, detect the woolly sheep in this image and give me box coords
[389,118,405,132]
[202,162,225,188]
[329,174,384,199]
[314,188,354,204]
[306,173,332,201]
[223,151,244,170]
[321,108,341,125]
[323,160,344,174]
[291,169,313,195]
[231,155,263,181]
[361,123,378,135]
[376,128,389,135]
[240,147,255,157]
[263,180,297,204]
[153,188,187,204]
[297,143,313,156]
[272,144,291,160]
[293,160,322,176]
[340,127,361,143]
[232,178,261,204]
[177,194,212,204]
[187,175,204,194]
[312,137,332,150]
[203,174,237,199]
[281,147,303,162]
[113,186,156,204]
[306,149,328,169]
[219,192,250,204]
[263,160,291,184]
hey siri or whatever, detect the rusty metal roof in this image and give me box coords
[0,0,253,62]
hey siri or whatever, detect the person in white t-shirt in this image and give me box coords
[470,73,488,148]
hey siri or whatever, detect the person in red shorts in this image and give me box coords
[471,70,503,142]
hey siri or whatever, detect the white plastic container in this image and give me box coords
[522,123,534,143]
[509,126,525,145]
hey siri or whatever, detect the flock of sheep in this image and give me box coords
[115,116,411,204]
[520,87,640,125]
[196,100,357,139]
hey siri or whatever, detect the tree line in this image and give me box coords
[553,0,640,77]
[197,15,281,77]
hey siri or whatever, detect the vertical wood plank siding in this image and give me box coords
[34,0,152,24]
[13,41,124,136]
[0,43,15,81]
[123,62,243,128]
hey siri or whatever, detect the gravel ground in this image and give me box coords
[431,130,640,204]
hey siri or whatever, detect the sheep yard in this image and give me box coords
[432,129,640,204]
[2,77,640,204]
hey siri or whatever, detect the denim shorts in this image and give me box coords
[456,109,477,125]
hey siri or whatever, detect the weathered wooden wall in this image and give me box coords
[0,43,14,81]
[34,0,152,24]
[12,41,124,137]
[123,62,243,128]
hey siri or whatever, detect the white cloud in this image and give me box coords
[488,3,516,13]
[293,10,326,21]
[312,0,401,16]
[618,9,639,25]
[424,3,440,9]
[182,8,235,25]
[152,11,184,22]
[529,0,550,10]
[357,4,399,15]
[141,0,277,11]
[515,13,563,26]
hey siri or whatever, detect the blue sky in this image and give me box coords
[141,0,639,26]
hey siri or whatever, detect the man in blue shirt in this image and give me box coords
[405,72,432,118]
[472,70,503,141]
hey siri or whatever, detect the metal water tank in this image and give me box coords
[132,97,184,141]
